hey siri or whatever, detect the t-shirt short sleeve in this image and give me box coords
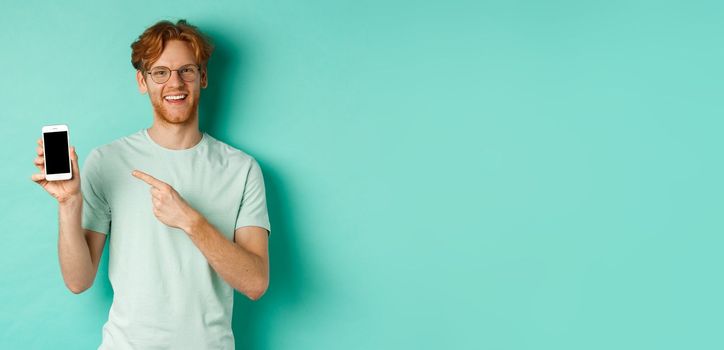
[235,158,271,235]
[81,149,111,235]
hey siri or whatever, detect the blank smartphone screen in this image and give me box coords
[44,131,70,174]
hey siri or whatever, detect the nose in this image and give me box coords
[166,70,184,87]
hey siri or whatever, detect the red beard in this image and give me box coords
[150,93,199,125]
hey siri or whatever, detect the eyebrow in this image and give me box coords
[149,63,198,69]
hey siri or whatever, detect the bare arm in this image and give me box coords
[186,221,269,301]
[57,194,107,294]
[32,138,106,294]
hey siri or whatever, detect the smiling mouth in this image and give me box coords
[164,94,188,104]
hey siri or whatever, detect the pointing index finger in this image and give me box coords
[132,170,166,188]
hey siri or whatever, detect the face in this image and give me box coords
[136,40,208,125]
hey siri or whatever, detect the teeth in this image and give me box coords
[164,95,186,100]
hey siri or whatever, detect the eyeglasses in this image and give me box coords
[145,64,200,84]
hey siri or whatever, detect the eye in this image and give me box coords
[152,70,168,77]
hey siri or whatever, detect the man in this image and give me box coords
[30,19,271,349]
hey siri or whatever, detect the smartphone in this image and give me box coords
[41,124,72,181]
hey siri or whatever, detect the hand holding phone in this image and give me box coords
[31,125,81,203]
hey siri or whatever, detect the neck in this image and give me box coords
[147,120,203,150]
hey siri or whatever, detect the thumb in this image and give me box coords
[70,146,80,175]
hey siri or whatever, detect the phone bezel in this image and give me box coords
[41,124,72,181]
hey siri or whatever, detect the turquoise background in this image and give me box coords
[2,0,723,349]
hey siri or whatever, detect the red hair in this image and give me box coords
[130,19,214,72]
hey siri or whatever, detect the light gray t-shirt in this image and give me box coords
[81,128,271,350]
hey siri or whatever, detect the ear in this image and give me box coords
[136,70,148,94]
[200,67,208,89]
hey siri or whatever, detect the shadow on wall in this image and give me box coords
[198,27,313,350]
